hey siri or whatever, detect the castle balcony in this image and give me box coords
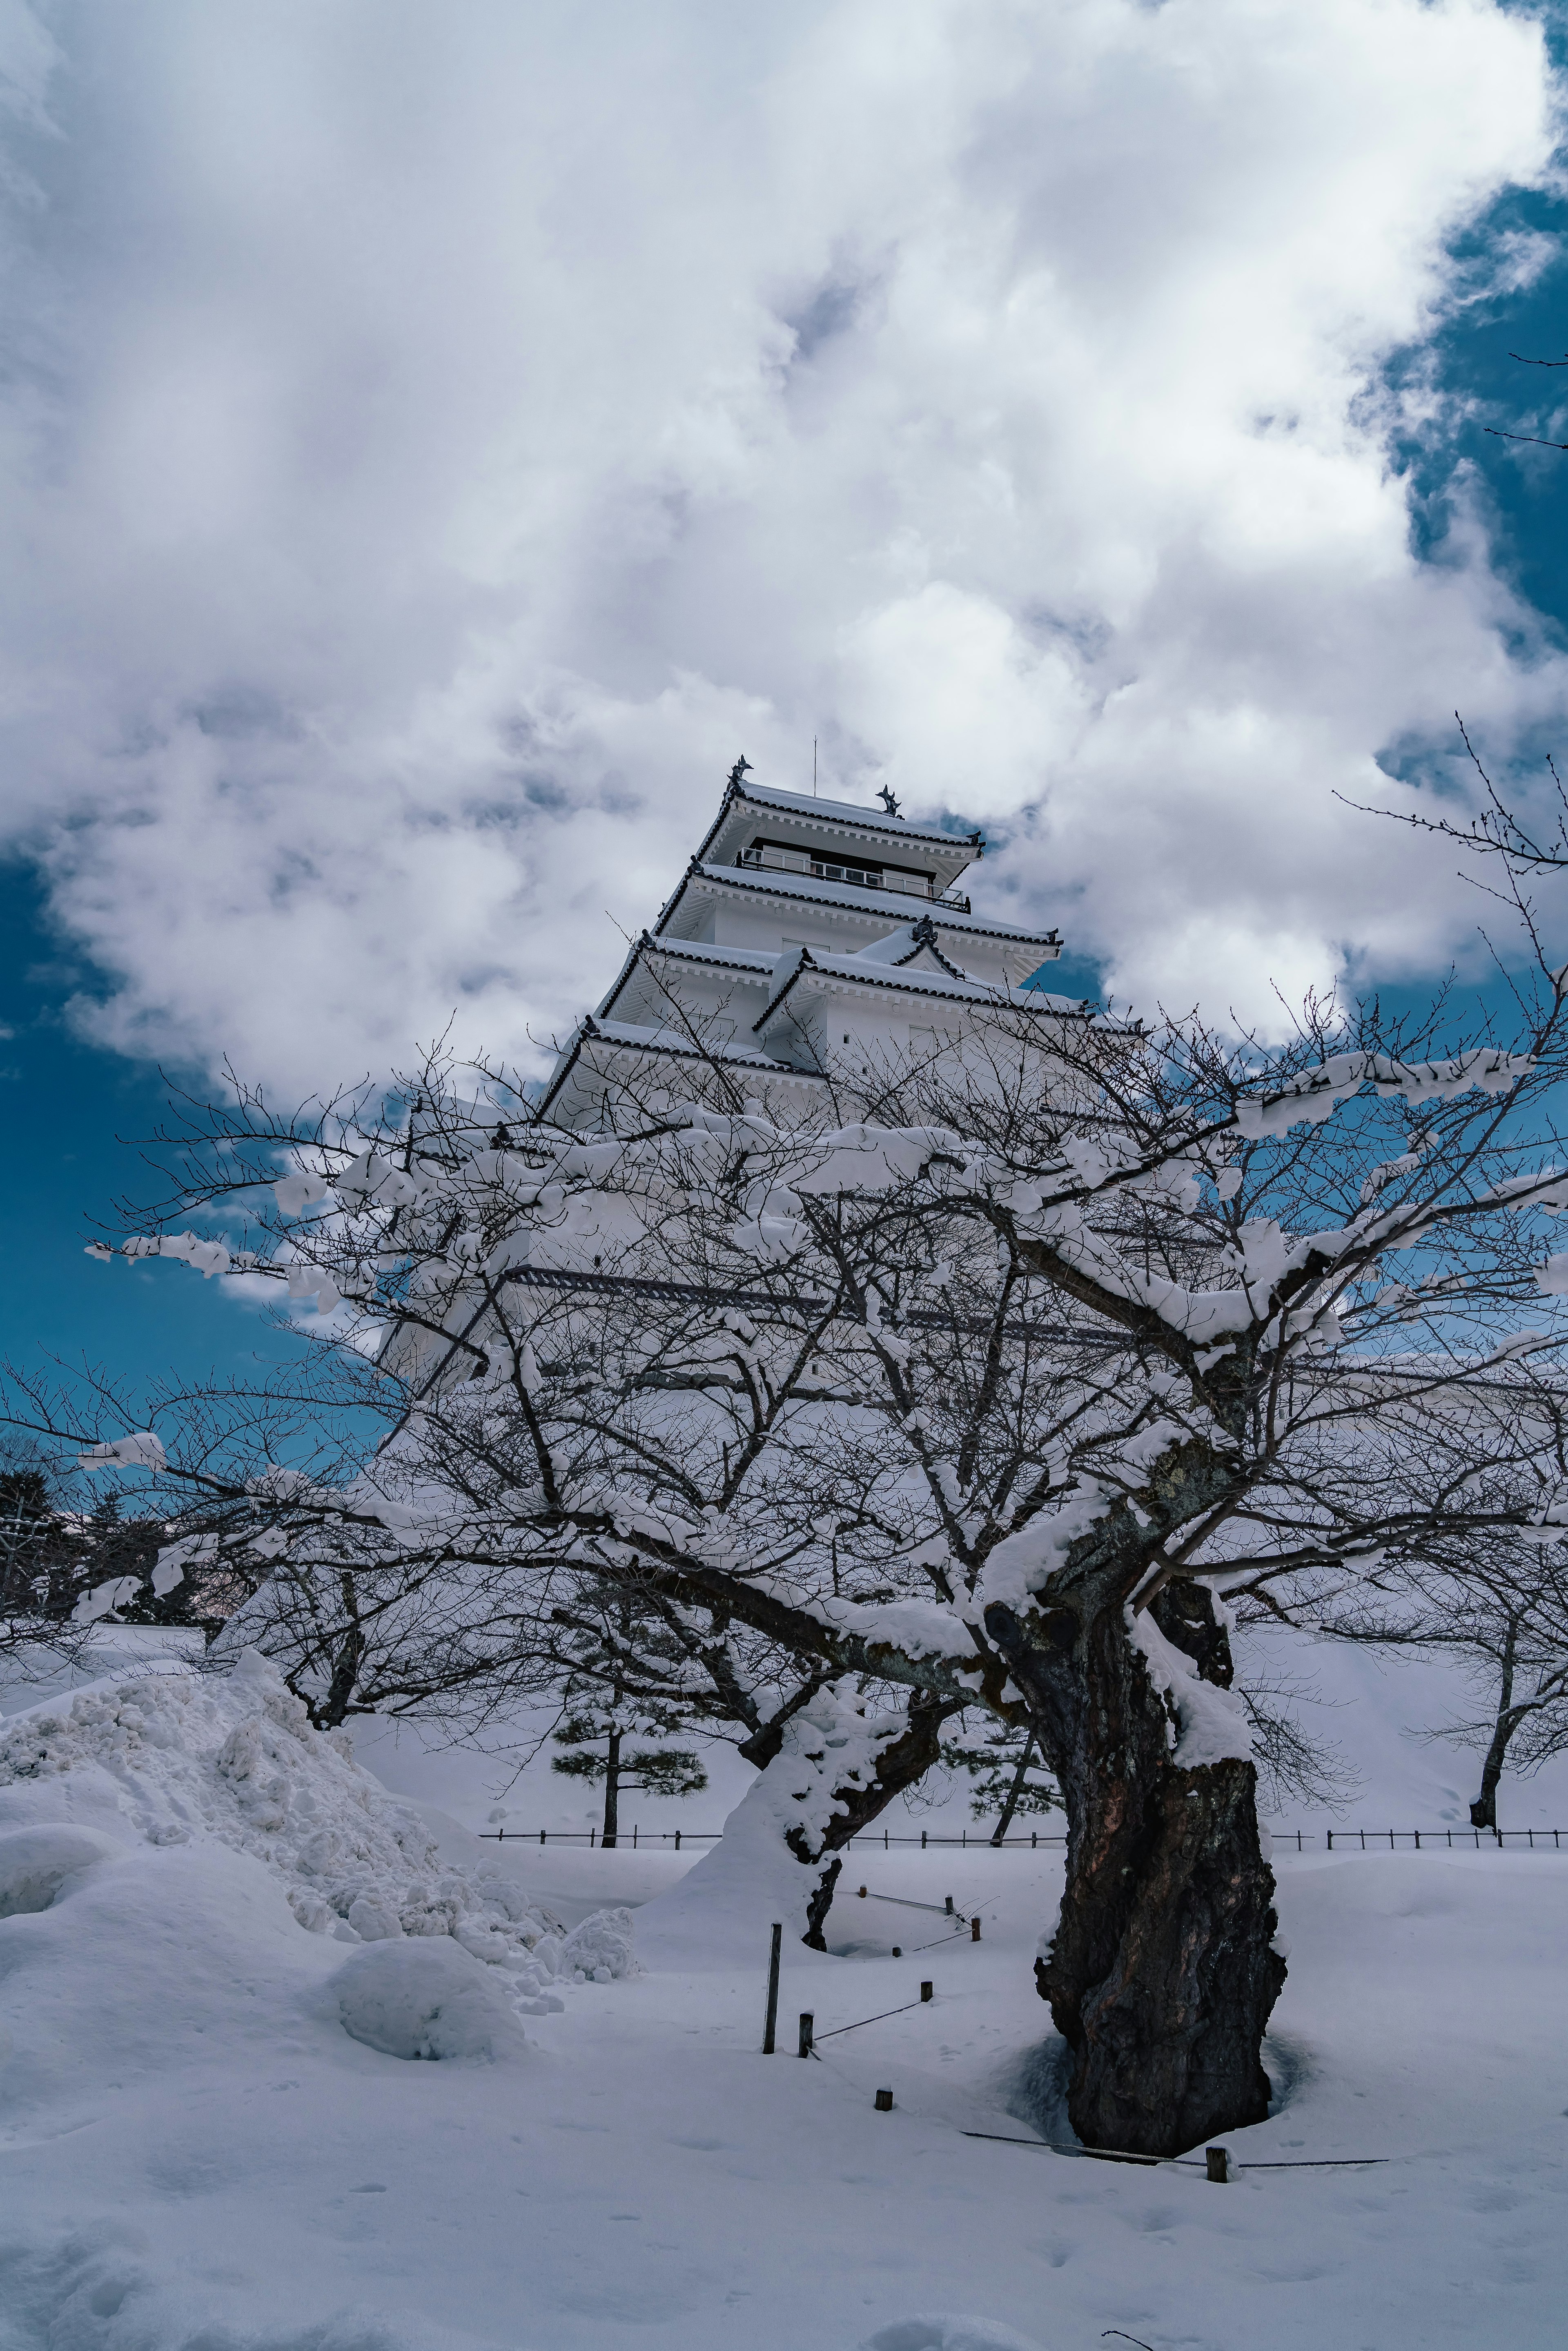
[736,843,971,915]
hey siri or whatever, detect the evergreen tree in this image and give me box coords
[942,1720,1060,1845]
[550,1595,707,1846]
[0,1466,67,1617]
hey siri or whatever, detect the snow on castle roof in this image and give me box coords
[694,775,980,869]
[655,859,1062,952]
[753,942,1089,1035]
[536,1013,828,1122]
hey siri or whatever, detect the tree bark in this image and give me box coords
[1469,1615,1518,1834]
[985,1581,1285,2158]
[602,1725,621,1849]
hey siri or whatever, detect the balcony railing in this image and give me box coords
[737,845,969,915]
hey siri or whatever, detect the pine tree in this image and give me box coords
[550,1595,707,1846]
[551,1684,707,1846]
[942,1720,1060,1845]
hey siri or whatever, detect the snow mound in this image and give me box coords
[862,2322,1049,2351]
[333,1938,528,2061]
[0,1647,598,1996]
[0,1822,117,1916]
[561,1904,638,1981]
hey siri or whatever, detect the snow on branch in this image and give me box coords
[78,1431,167,1474]
[123,1232,233,1279]
[1234,1049,1532,1140]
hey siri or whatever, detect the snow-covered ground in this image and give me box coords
[1,1636,1565,2350]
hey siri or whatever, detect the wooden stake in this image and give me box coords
[762,1922,782,2055]
[971,1916,981,1942]
[1205,2146,1229,2184]
[875,2088,894,2112]
[920,1981,933,2002]
[798,2012,814,2059]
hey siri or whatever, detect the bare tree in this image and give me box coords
[1330,1543,1568,1832]
[16,965,1568,2157]
[1442,1569,1568,1832]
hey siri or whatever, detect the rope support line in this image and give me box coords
[480,1824,1565,1852]
[854,1886,972,1922]
[905,1923,980,1953]
[814,1996,929,2043]
[960,2130,1390,2170]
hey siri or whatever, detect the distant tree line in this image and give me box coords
[0,1458,265,1650]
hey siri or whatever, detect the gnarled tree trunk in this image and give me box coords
[639,1685,960,1964]
[736,1685,959,1950]
[987,1580,1285,2158]
[791,1692,956,1948]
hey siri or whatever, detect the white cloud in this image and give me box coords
[0,0,1561,1090]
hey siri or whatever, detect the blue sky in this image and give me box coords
[0,860,311,1408]
[5,0,1568,1400]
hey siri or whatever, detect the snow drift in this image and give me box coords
[0,1646,635,2014]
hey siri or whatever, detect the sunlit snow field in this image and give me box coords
[1,1633,1564,2351]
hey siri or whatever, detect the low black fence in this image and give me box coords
[476,1825,1063,1849]
[478,1822,1566,1852]
[479,1827,719,1848]
[1278,1825,1563,1852]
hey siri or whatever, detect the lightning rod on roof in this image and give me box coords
[813,736,817,796]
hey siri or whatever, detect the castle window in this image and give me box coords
[738,837,938,900]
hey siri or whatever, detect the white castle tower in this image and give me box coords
[540,760,1066,1126]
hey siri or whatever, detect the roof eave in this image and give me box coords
[753,960,1082,1034]
[717,778,979,859]
[662,862,1062,949]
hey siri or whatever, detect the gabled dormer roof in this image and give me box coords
[753,940,1088,1042]
[595,931,781,1026]
[852,915,976,983]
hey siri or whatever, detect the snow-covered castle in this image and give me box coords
[540,762,1065,1126]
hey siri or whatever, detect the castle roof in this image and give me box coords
[753,933,1088,1046]
[653,858,1061,954]
[694,776,982,883]
[539,769,1076,1126]
[537,1013,829,1125]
